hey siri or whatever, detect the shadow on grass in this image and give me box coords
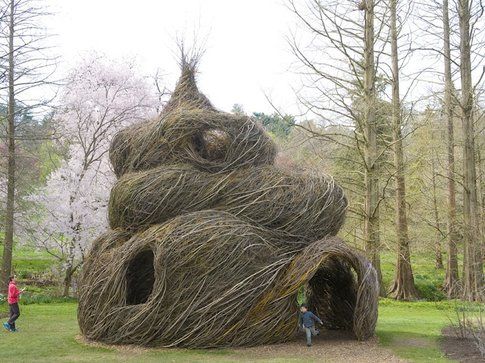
[378,330,449,362]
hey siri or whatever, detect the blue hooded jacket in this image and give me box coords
[299,311,322,328]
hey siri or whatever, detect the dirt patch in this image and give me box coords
[440,326,483,363]
[230,330,405,362]
[399,337,434,348]
[76,335,148,356]
[77,330,405,362]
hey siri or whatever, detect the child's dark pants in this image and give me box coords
[8,303,20,330]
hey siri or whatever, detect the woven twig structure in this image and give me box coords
[78,59,379,347]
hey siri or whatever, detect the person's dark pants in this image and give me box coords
[8,303,20,330]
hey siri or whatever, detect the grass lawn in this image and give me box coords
[378,299,460,362]
[0,300,461,363]
[0,245,57,279]
[0,245,470,362]
[0,303,237,363]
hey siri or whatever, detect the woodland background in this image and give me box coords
[0,0,483,302]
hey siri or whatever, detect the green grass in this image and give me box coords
[0,245,62,301]
[0,245,57,279]
[0,303,238,363]
[0,300,466,363]
[377,299,457,362]
[0,245,471,362]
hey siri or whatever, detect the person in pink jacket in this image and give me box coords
[3,275,24,332]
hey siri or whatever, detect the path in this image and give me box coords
[80,330,406,363]
[229,330,406,362]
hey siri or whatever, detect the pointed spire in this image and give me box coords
[163,55,214,113]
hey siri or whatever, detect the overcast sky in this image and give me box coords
[47,0,300,114]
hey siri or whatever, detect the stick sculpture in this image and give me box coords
[78,57,379,348]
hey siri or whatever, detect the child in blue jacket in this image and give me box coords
[299,304,323,346]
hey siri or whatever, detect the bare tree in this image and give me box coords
[287,0,389,293]
[458,0,483,301]
[442,0,460,297]
[152,68,170,114]
[0,0,56,291]
[1,0,16,294]
[0,4,7,84]
[415,0,484,299]
[431,160,444,269]
[361,0,385,294]
[388,0,419,300]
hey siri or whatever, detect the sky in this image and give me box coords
[47,0,301,115]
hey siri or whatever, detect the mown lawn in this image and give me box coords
[0,303,237,363]
[377,299,461,362]
[0,300,462,363]
[0,245,57,279]
[0,245,471,362]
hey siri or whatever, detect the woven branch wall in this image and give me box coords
[77,60,379,348]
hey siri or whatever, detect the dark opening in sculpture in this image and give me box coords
[77,56,379,348]
[306,256,359,331]
[126,249,155,305]
[193,129,231,162]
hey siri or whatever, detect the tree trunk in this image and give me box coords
[1,0,16,293]
[458,0,483,301]
[431,161,444,269]
[442,0,460,298]
[478,147,485,254]
[362,0,384,295]
[388,0,419,300]
[62,233,78,297]
[63,264,73,297]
